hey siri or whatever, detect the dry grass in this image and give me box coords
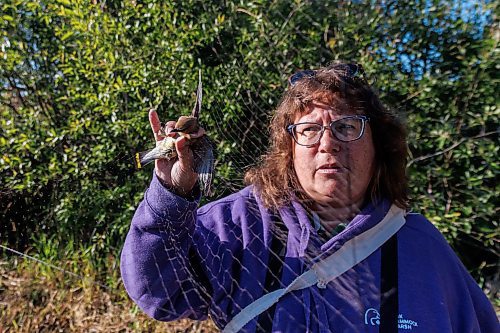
[0,260,218,333]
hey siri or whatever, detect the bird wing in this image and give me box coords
[191,69,202,119]
[194,137,214,196]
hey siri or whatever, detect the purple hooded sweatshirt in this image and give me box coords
[121,174,499,332]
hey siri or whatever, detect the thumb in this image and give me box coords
[175,136,195,173]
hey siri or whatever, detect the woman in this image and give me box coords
[120,63,498,332]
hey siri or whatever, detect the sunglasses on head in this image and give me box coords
[288,63,366,86]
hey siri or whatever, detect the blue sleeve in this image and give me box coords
[120,173,210,321]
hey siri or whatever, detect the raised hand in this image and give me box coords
[149,109,200,197]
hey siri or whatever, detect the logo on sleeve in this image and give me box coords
[364,308,419,330]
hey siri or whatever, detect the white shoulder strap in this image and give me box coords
[222,204,406,333]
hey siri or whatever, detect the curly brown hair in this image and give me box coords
[244,63,409,210]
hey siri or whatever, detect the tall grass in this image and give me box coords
[0,244,218,333]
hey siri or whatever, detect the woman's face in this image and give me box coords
[292,100,375,209]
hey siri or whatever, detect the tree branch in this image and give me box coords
[407,130,499,167]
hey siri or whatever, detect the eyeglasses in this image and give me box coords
[288,63,366,86]
[286,115,370,146]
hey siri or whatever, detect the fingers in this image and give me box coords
[149,110,163,141]
[164,121,177,137]
[148,111,198,194]
[175,136,196,175]
[149,109,179,141]
[172,136,198,193]
[148,110,198,191]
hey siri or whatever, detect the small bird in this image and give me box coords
[133,70,214,196]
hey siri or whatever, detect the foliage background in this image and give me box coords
[1,0,498,330]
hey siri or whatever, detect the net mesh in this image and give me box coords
[1,0,498,331]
